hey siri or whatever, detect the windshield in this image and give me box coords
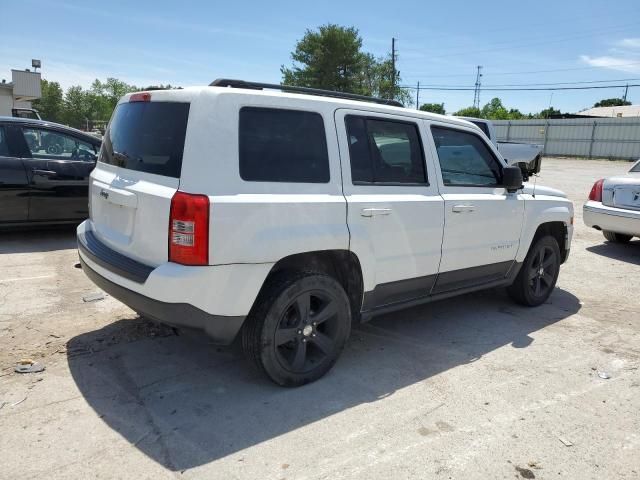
[100,101,190,178]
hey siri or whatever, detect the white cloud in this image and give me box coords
[618,38,640,49]
[580,55,640,73]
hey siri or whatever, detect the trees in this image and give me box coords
[282,24,412,105]
[282,24,365,93]
[453,106,481,117]
[594,98,631,107]
[32,80,64,123]
[31,77,140,129]
[538,106,561,118]
[419,103,445,114]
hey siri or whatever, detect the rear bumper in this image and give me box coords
[79,256,245,344]
[77,220,274,344]
[583,201,640,237]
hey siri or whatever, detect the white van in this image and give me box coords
[78,80,573,386]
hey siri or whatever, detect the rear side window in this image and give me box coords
[345,116,427,185]
[100,101,190,178]
[239,107,329,183]
[0,127,9,156]
[431,126,502,187]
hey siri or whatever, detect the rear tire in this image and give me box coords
[603,231,632,243]
[242,272,351,387]
[508,235,561,307]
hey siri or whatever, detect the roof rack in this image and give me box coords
[209,79,404,108]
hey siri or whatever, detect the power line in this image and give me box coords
[408,77,640,88]
[406,62,640,78]
[402,83,640,92]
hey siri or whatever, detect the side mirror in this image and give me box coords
[503,165,523,193]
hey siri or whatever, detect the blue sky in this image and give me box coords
[3,0,640,114]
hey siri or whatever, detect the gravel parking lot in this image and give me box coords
[1,157,638,480]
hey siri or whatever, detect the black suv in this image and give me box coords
[0,117,101,227]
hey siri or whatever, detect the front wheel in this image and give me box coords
[242,272,351,387]
[508,235,561,307]
[603,231,632,243]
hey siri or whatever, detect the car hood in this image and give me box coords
[521,183,567,198]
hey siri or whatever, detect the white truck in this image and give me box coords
[78,81,573,386]
[457,117,543,178]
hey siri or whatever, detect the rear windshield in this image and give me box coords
[100,101,190,178]
[470,121,490,137]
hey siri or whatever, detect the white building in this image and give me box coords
[0,69,42,116]
[578,105,640,118]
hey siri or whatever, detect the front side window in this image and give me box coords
[345,116,427,185]
[431,126,503,187]
[22,127,97,162]
[239,107,329,183]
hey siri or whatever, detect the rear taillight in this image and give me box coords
[129,92,151,102]
[588,178,604,202]
[169,191,210,265]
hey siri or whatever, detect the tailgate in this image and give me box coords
[88,98,190,266]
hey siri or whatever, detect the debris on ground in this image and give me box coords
[558,436,574,447]
[83,292,105,303]
[14,359,45,374]
[515,466,536,479]
[11,396,27,407]
[597,371,611,379]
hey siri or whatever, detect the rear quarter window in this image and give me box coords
[100,101,190,178]
[239,107,330,183]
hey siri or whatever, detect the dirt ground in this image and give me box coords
[1,157,638,480]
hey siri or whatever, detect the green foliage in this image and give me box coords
[453,106,481,117]
[419,103,445,115]
[593,98,631,107]
[33,77,140,129]
[282,24,412,105]
[538,106,562,118]
[32,79,64,123]
[481,98,510,119]
[454,98,537,119]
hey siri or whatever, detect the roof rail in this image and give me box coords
[209,78,404,108]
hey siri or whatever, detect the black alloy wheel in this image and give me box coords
[242,272,351,387]
[508,235,561,307]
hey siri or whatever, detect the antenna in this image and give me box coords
[473,65,483,109]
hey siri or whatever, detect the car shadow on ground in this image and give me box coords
[67,287,580,471]
[0,225,78,254]
[586,240,640,266]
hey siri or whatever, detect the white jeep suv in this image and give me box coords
[78,80,574,386]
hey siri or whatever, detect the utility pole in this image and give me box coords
[391,37,396,98]
[473,65,483,109]
[623,84,629,102]
[416,81,420,109]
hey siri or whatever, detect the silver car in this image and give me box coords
[584,159,640,243]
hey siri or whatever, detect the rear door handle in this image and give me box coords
[361,208,392,217]
[32,169,57,177]
[452,204,475,213]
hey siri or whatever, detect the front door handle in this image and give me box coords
[32,169,57,177]
[361,208,392,217]
[452,204,475,213]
